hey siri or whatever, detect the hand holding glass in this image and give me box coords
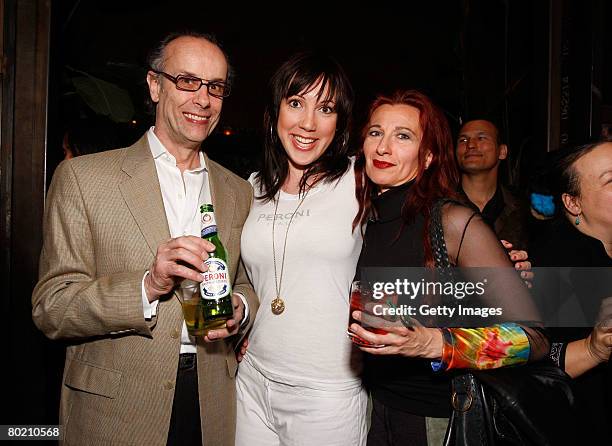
[347,280,387,348]
[178,279,207,336]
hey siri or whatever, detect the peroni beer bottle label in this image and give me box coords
[199,205,232,302]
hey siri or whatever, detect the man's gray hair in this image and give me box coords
[147,30,233,85]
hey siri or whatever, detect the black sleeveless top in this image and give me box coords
[356,181,451,417]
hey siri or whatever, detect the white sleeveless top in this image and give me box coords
[240,160,363,390]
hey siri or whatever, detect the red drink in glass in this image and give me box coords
[347,280,386,348]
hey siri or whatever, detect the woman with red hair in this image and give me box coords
[349,90,549,445]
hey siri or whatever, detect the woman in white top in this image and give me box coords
[235,52,531,445]
[236,51,368,446]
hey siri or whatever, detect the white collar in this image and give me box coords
[146,127,207,173]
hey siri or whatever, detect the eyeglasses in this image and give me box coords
[151,70,230,98]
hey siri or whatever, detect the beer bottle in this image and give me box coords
[199,204,234,331]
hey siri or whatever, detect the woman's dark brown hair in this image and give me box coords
[256,51,354,201]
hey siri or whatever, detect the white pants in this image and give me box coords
[236,355,367,446]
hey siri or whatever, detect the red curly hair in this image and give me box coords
[353,90,460,266]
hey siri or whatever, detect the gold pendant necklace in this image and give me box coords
[271,189,309,315]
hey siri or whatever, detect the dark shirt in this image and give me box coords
[459,184,529,250]
[459,185,504,229]
[357,181,451,417]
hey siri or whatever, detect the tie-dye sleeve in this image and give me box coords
[433,323,531,371]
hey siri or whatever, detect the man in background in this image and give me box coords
[456,119,530,250]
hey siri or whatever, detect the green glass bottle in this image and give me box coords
[198,204,234,332]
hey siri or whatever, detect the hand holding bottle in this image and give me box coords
[204,294,244,342]
[145,236,216,302]
[197,204,236,338]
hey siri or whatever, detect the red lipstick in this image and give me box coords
[373,160,395,169]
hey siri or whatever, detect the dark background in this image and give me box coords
[49,0,612,183]
[49,1,467,180]
[3,0,612,431]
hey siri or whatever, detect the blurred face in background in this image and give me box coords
[277,78,338,173]
[62,133,74,160]
[456,120,507,174]
[363,104,430,192]
[567,142,612,241]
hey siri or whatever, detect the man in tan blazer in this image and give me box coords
[32,31,258,446]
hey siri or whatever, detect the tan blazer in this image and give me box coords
[32,135,258,446]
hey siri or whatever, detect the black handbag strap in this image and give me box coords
[430,198,478,268]
[430,199,453,269]
[431,199,494,446]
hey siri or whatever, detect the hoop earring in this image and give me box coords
[269,123,277,142]
[339,133,348,149]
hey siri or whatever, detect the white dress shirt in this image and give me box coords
[140,127,247,353]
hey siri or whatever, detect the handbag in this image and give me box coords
[446,363,576,446]
[429,199,576,446]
